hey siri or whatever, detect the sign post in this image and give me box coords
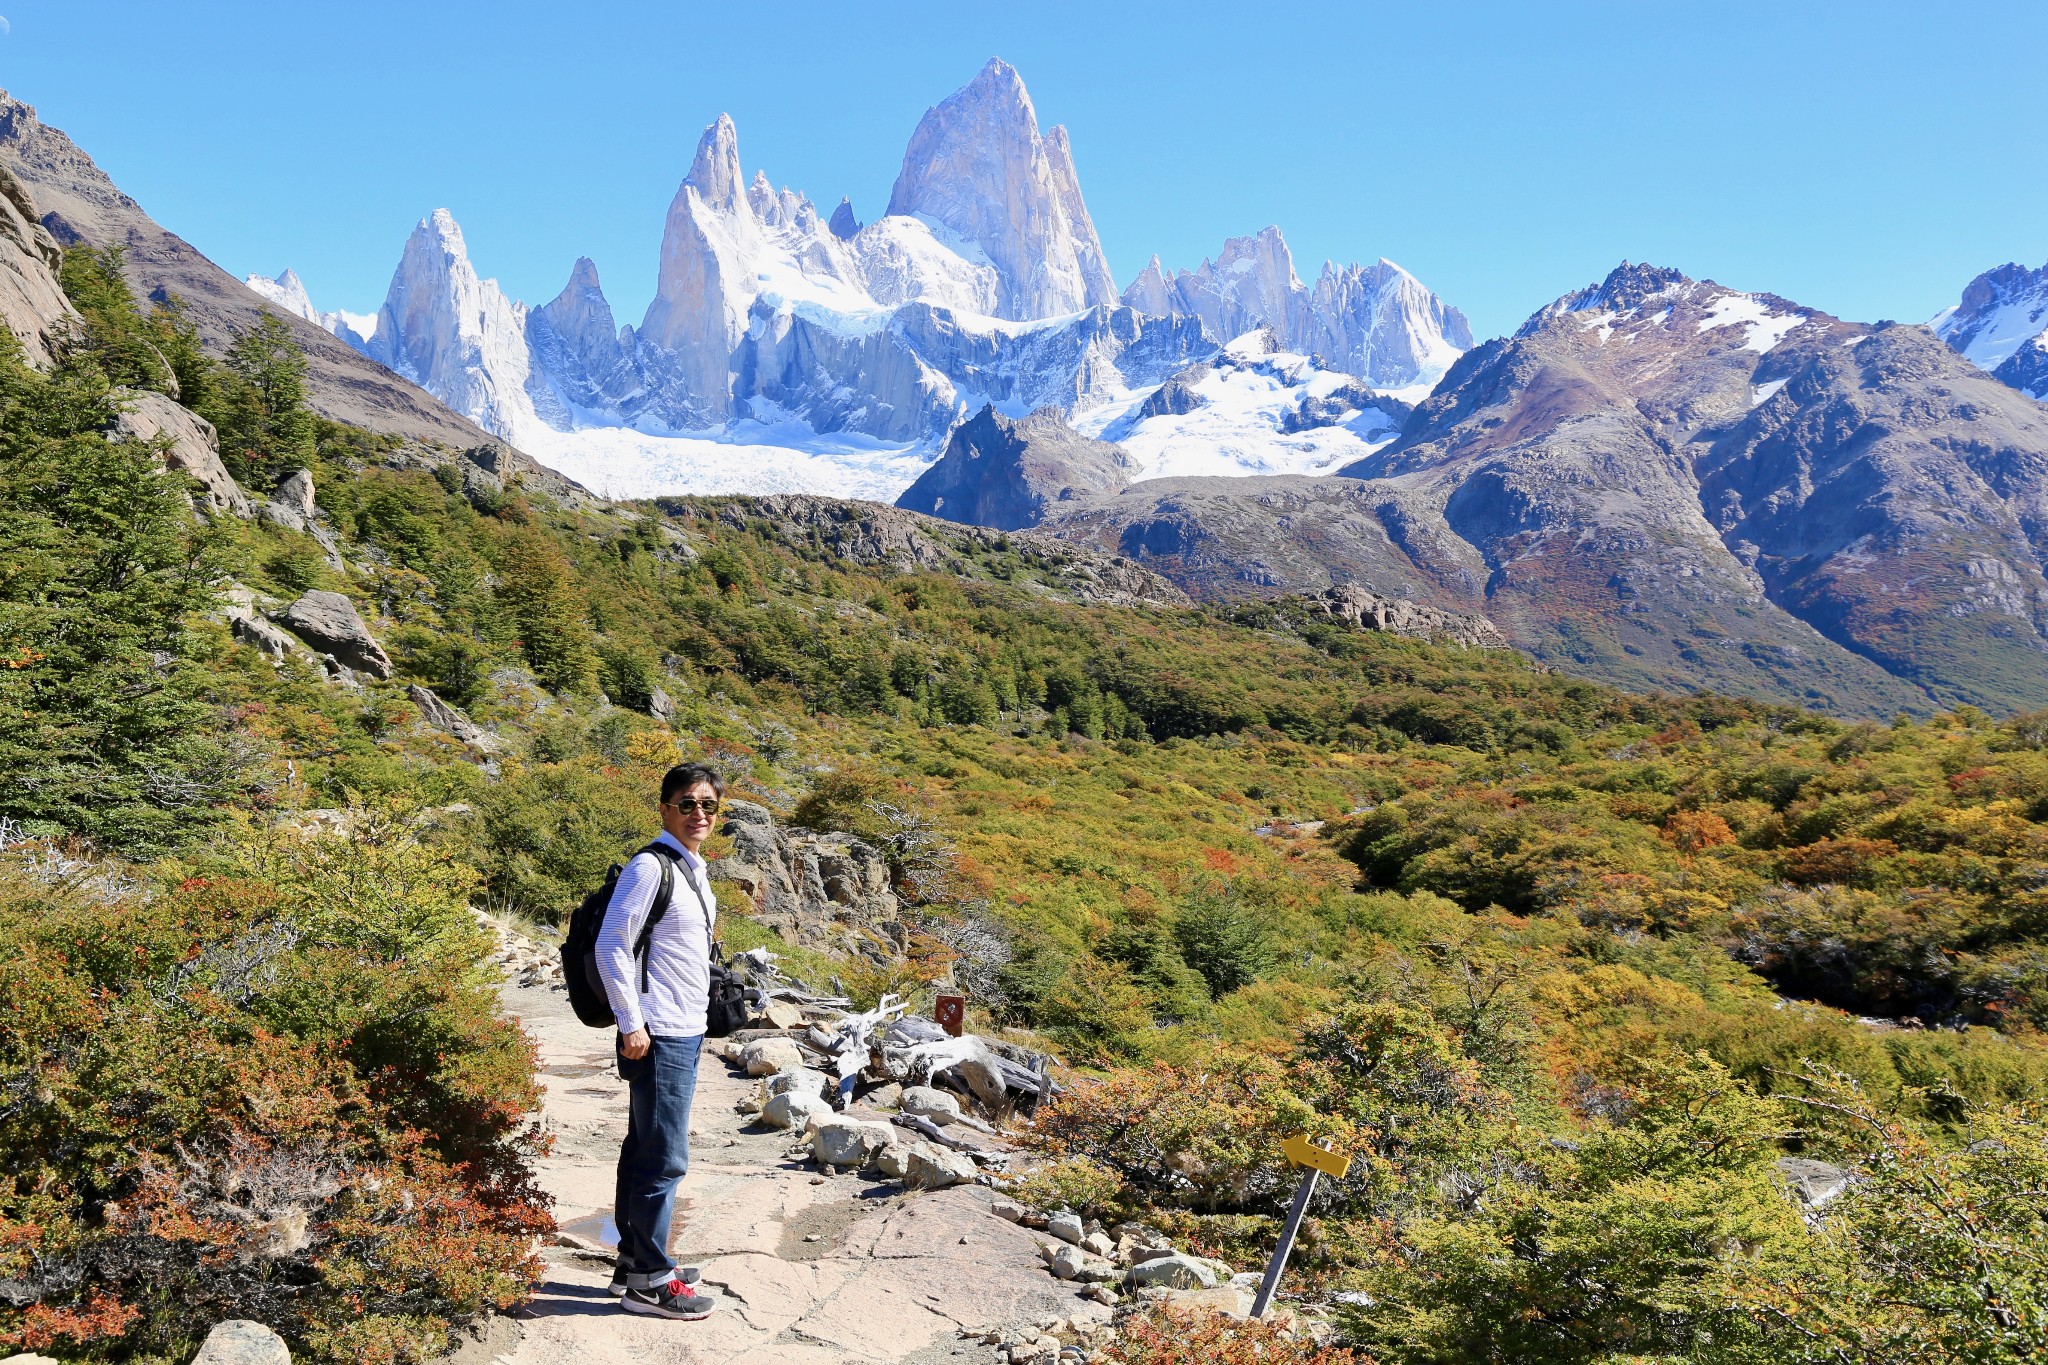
[1252,1134,1351,1319]
[933,993,966,1037]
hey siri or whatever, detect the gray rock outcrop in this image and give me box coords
[190,1320,290,1365]
[273,590,393,679]
[673,495,1187,610]
[710,800,903,952]
[1307,583,1507,648]
[107,388,252,517]
[407,684,486,744]
[229,609,301,661]
[896,405,1132,530]
[0,161,73,366]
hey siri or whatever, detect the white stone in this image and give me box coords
[764,1068,826,1098]
[1046,1211,1084,1245]
[902,1145,978,1191]
[741,1037,805,1077]
[899,1084,963,1125]
[810,1116,896,1168]
[191,1319,291,1365]
[760,1090,833,1131]
[1126,1253,1229,1290]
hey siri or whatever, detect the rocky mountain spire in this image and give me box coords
[828,197,861,241]
[1125,227,1470,391]
[886,57,1118,320]
[366,209,540,442]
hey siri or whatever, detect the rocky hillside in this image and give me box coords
[898,405,1134,530]
[1040,263,2048,716]
[0,89,501,451]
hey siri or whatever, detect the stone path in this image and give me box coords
[489,976,1109,1364]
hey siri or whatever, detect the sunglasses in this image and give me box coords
[664,797,722,814]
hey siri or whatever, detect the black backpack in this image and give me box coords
[561,842,678,1029]
[560,843,749,1037]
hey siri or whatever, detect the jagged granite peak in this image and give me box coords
[1932,258,2048,398]
[828,197,861,240]
[365,209,541,442]
[688,113,746,215]
[243,266,376,347]
[527,255,636,420]
[896,404,1133,530]
[886,57,1118,319]
[0,88,497,449]
[1124,227,1469,392]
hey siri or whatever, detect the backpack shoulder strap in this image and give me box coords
[632,843,680,995]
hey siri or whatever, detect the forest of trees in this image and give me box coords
[1,249,2044,1362]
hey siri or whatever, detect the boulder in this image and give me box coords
[755,1001,807,1030]
[108,388,251,517]
[899,1084,964,1125]
[406,683,487,744]
[1127,1254,1230,1290]
[873,1141,927,1180]
[764,1068,826,1098]
[229,609,300,661]
[902,1145,978,1191]
[810,1116,896,1169]
[649,685,676,723]
[741,1037,805,1077]
[273,591,392,679]
[191,1319,291,1365]
[1046,1242,1086,1281]
[760,1090,833,1132]
[1046,1211,1084,1246]
[1776,1157,1852,1209]
[273,468,317,521]
[1082,1231,1115,1259]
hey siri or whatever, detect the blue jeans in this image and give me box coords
[613,1032,703,1288]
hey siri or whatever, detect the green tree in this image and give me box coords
[0,331,239,850]
[1173,883,1277,998]
[211,312,317,484]
[55,244,175,393]
[493,527,598,694]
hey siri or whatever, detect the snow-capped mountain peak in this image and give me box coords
[1932,260,2048,400]
[1124,226,1469,395]
[242,266,376,346]
[363,208,540,441]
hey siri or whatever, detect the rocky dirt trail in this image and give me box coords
[482,973,1111,1365]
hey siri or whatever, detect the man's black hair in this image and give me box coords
[661,762,726,804]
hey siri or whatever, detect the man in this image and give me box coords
[595,761,724,1320]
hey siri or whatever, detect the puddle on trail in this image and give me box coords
[556,1212,621,1249]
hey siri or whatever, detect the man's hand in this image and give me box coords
[619,1026,651,1060]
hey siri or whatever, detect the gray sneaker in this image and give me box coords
[620,1275,717,1320]
[610,1264,698,1297]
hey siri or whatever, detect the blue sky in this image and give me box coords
[3,0,2043,341]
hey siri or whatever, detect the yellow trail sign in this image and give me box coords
[1280,1133,1352,1180]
